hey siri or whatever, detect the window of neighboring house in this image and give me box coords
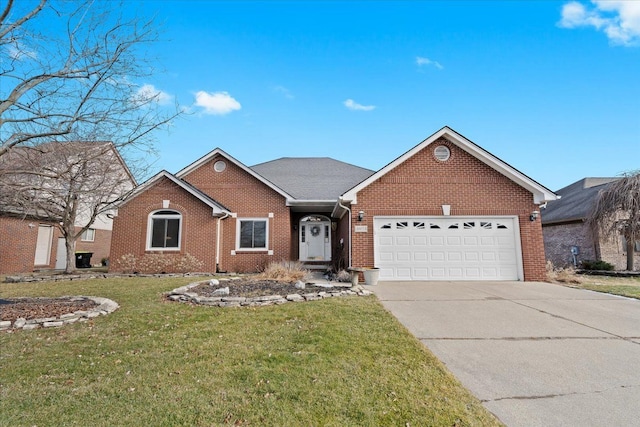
[621,236,640,253]
[81,228,95,242]
[237,219,268,250]
[147,210,181,250]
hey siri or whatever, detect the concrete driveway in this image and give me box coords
[373,281,640,427]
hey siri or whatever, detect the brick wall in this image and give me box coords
[75,228,112,267]
[349,138,547,281]
[542,222,596,268]
[181,154,291,273]
[0,215,62,274]
[543,222,640,270]
[111,154,293,274]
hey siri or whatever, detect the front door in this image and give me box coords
[299,217,331,261]
[55,237,67,270]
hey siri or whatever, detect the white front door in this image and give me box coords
[34,225,53,266]
[55,237,67,270]
[299,220,331,261]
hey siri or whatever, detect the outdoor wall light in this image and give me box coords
[357,211,365,222]
[530,210,540,221]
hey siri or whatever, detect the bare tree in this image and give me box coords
[0,0,178,161]
[586,170,640,271]
[0,142,136,273]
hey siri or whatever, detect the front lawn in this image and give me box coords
[0,276,500,426]
[568,274,640,299]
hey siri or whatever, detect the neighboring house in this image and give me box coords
[0,211,63,274]
[542,177,640,270]
[0,142,135,274]
[110,126,557,281]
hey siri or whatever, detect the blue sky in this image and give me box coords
[132,0,639,191]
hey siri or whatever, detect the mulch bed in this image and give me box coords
[0,297,98,324]
[0,279,344,324]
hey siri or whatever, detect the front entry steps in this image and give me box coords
[302,262,331,271]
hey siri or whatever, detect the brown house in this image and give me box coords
[542,177,640,270]
[110,126,557,281]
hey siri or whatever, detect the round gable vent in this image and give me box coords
[434,145,451,162]
[213,160,226,172]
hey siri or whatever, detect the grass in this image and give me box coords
[0,276,500,426]
[564,274,640,299]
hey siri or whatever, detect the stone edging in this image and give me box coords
[0,296,119,331]
[167,280,373,307]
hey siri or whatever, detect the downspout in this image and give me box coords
[216,211,230,272]
[337,198,352,268]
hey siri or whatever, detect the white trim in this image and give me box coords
[341,126,558,205]
[175,148,294,201]
[235,217,269,252]
[81,228,96,242]
[146,209,182,251]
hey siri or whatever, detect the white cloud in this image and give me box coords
[416,56,443,69]
[5,42,37,61]
[273,85,294,99]
[343,99,376,111]
[194,91,241,115]
[559,1,640,46]
[132,84,173,106]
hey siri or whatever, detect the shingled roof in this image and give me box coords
[541,177,620,225]
[251,157,374,200]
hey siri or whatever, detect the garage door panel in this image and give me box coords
[374,216,520,281]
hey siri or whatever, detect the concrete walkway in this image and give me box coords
[373,281,640,427]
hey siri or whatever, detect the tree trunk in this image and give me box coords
[627,234,635,271]
[65,235,76,274]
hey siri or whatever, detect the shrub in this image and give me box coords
[258,260,310,282]
[335,269,352,282]
[174,253,205,273]
[580,260,615,271]
[546,261,582,284]
[115,253,137,273]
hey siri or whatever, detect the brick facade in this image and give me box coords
[0,215,62,274]
[75,227,112,267]
[110,154,292,274]
[349,138,547,281]
[543,222,640,270]
[109,132,552,280]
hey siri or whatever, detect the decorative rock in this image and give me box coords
[0,321,11,330]
[22,324,40,330]
[212,287,230,296]
[13,318,26,329]
[209,279,220,286]
[165,278,373,309]
[43,321,64,328]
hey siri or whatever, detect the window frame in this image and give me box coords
[146,209,182,251]
[236,218,269,251]
[81,228,96,242]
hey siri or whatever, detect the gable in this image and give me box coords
[341,126,557,205]
[177,153,290,213]
[176,148,292,201]
[119,171,228,215]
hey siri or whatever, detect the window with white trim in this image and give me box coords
[237,218,268,250]
[147,210,181,250]
[81,228,95,242]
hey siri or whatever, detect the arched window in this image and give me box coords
[147,210,181,250]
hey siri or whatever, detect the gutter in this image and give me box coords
[215,211,230,272]
[336,197,352,268]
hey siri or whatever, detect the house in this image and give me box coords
[110,126,557,281]
[542,177,639,270]
[0,142,135,274]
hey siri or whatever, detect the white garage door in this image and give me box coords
[374,217,521,281]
